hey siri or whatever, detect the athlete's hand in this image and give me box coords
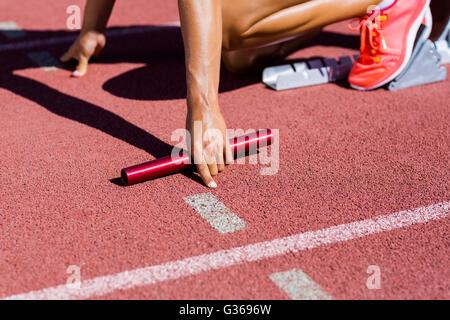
[60,30,106,77]
[186,108,233,188]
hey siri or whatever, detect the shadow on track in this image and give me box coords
[100,26,359,100]
[0,25,359,185]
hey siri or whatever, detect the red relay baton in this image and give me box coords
[121,129,273,185]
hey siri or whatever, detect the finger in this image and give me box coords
[216,145,225,172]
[60,47,75,63]
[93,43,104,58]
[93,35,106,57]
[205,149,219,176]
[71,55,89,78]
[197,163,216,188]
[192,140,216,187]
[224,138,234,165]
[208,162,218,177]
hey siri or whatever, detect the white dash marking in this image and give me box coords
[0,21,26,39]
[183,193,246,234]
[27,51,60,71]
[270,269,332,300]
[2,201,448,300]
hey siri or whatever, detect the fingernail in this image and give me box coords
[207,181,217,188]
[71,71,83,78]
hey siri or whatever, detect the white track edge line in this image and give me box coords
[3,201,448,300]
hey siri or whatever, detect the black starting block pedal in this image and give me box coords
[263,19,449,91]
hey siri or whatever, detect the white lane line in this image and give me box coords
[183,193,246,234]
[0,21,26,39]
[270,269,332,300]
[0,22,180,52]
[3,201,448,300]
[27,51,60,71]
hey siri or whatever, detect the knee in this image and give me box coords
[222,50,254,74]
[221,18,268,73]
[222,17,255,51]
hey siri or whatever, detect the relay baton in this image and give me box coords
[120,129,273,185]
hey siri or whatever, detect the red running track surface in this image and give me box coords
[0,0,448,299]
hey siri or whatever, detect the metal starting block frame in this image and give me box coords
[262,55,357,91]
[263,19,449,91]
[434,19,450,65]
[388,39,446,90]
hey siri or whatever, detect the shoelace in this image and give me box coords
[349,12,388,64]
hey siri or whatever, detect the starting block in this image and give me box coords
[434,19,450,65]
[263,19,449,91]
[388,39,446,90]
[262,55,357,90]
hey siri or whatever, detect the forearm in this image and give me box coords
[82,0,116,33]
[178,0,222,114]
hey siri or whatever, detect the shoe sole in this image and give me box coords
[351,0,431,91]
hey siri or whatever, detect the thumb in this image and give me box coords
[93,34,106,57]
[59,48,74,63]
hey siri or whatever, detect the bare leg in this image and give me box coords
[221,0,382,73]
[222,28,321,74]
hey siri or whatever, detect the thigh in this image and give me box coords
[222,28,321,74]
[221,0,377,50]
[221,0,309,50]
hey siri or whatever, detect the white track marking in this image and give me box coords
[3,201,448,300]
[27,51,60,71]
[270,269,332,300]
[183,193,246,234]
[0,21,26,39]
[0,22,180,52]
